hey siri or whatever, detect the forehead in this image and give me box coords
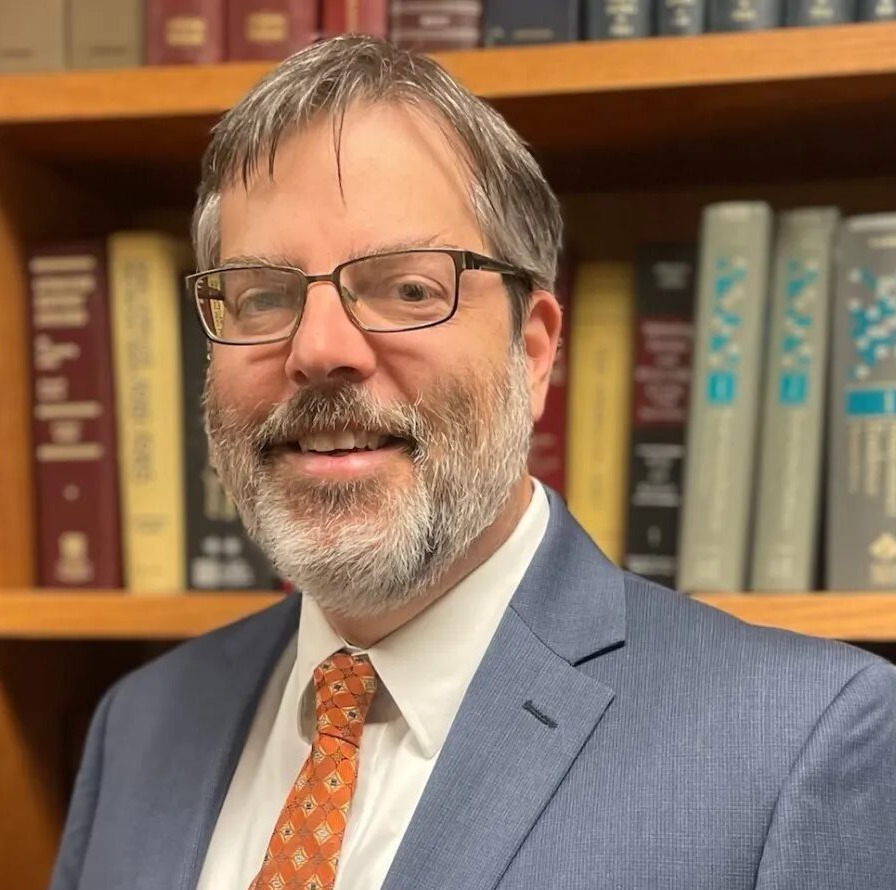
[218,102,485,264]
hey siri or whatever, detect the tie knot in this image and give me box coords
[312,650,377,745]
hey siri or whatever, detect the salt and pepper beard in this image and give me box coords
[204,342,533,620]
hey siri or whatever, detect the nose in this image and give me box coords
[283,280,377,386]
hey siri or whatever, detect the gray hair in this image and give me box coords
[191,35,563,330]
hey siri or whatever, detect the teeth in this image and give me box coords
[295,431,390,452]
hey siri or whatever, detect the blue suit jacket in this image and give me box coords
[50,491,896,889]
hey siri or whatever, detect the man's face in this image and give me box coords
[205,102,556,618]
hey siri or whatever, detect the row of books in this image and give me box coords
[3,0,894,75]
[565,205,896,595]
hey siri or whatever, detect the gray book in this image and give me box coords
[482,0,581,45]
[785,0,854,24]
[858,0,896,18]
[677,202,773,593]
[826,215,896,591]
[658,0,706,33]
[70,0,143,69]
[0,0,65,72]
[750,208,839,592]
[585,0,652,38]
[708,0,781,29]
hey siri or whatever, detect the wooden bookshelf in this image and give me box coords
[1,591,896,642]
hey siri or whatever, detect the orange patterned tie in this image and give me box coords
[249,650,378,890]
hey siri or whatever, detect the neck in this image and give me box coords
[324,475,534,648]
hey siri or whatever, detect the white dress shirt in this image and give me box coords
[197,481,550,890]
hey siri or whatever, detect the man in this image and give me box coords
[50,35,896,890]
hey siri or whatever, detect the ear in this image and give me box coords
[521,290,563,422]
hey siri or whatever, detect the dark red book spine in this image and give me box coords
[227,0,318,61]
[389,1,482,50]
[321,0,389,37]
[146,0,226,64]
[528,254,572,497]
[28,241,123,588]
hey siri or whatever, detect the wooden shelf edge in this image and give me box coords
[693,593,896,641]
[0,591,285,640]
[2,22,896,125]
[0,590,894,641]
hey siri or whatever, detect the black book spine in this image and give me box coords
[585,0,653,36]
[708,0,781,29]
[482,0,581,45]
[623,245,696,589]
[785,0,854,24]
[657,0,706,32]
[180,290,278,591]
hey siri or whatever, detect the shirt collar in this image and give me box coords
[295,480,550,758]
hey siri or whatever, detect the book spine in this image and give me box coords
[826,215,896,590]
[227,0,318,61]
[750,208,839,592]
[657,0,707,33]
[482,0,581,45]
[321,0,390,38]
[69,0,144,69]
[566,262,635,565]
[146,0,226,65]
[677,202,773,593]
[857,0,896,17]
[784,0,854,23]
[180,288,278,590]
[28,242,123,588]
[389,1,482,50]
[623,245,696,589]
[707,0,781,29]
[585,0,653,38]
[108,232,188,593]
[528,254,573,496]
[0,0,65,72]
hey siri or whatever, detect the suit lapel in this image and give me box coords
[382,492,626,890]
[143,593,301,890]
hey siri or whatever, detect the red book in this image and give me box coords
[146,0,225,64]
[321,0,389,37]
[227,0,318,61]
[528,253,573,497]
[28,241,123,588]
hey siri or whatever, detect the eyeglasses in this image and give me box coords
[186,247,528,345]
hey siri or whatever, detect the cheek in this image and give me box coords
[208,347,288,415]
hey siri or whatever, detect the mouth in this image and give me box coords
[264,429,414,462]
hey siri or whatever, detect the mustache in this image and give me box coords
[251,384,425,453]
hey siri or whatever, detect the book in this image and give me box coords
[320,0,390,38]
[528,254,573,497]
[826,214,896,591]
[566,262,635,565]
[482,0,580,45]
[28,242,123,588]
[623,245,696,589]
[0,0,65,72]
[784,0,854,23]
[146,0,226,64]
[857,0,896,17]
[584,0,652,39]
[707,0,781,29]
[389,1,482,51]
[70,0,144,68]
[750,208,839,592]
[180,286,278,590]
[677,202,773,593]
[227,0,318,61]
[108,231,191,593]
[657,0,706,32]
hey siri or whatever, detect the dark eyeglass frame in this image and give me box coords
[185,247,529,345]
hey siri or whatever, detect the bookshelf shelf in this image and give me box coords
[0,591,894,642]
[2,22,896,192]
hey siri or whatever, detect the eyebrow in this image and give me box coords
[219,235,465,270]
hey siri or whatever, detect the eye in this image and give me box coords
[394,280,435,303]
[236,289,292,314]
